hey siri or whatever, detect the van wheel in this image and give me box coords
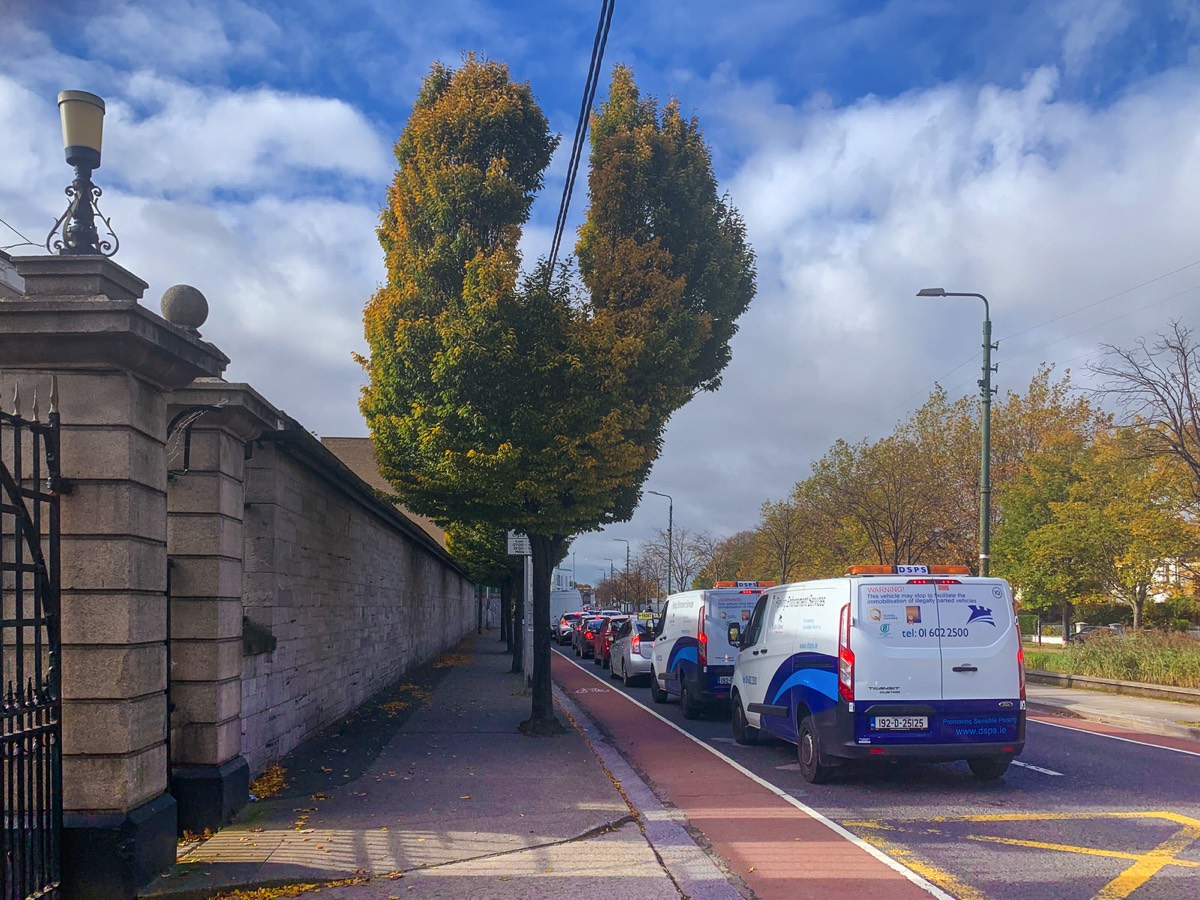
[732,696,759,745]
[650,670,668,704]
[681,682,701,720]
[798,716,834,784]
[968,757,1011,780]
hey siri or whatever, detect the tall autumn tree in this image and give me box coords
[361,59,755,734]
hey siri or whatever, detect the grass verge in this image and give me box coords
[1025,632,1200,688]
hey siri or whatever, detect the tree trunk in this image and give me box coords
[1132,586,1145,630]
[519,532,565,736]
[510,570,524,674]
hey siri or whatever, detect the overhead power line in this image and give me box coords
[882,254,1200,419]
[547,0,615,277]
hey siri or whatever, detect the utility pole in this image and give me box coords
[647,490,673,599]
[917,288,995,575]
[615,538,630,612]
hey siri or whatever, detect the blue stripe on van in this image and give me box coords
[667,637,698,672]
[763,651,837,705]
[771,669,838,706]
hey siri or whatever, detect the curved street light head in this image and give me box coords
[646,490,674,596]
[913,284,995,576]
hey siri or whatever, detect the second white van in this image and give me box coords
[729,565,1026,782]
[649,581,775,718]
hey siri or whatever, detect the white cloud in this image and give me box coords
[106,75,392,197]
[6,2,1200,579]
[576,55,1200,568]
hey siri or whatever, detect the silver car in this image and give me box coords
[609,619,655,686]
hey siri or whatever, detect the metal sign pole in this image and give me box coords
[507,530,534,687]
[524,554,534,687]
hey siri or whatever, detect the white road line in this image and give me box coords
[1010,760,1063,776]
[1029,718,1200,757]
[554,648,955,900]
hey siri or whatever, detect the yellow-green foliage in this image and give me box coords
[360,57,755,542]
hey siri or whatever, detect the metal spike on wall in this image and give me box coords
[50,375,59,415]
[12,382,20,417]
[32,388,40,423]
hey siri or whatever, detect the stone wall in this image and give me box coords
[238,424,474,774]
[3,254,478,896]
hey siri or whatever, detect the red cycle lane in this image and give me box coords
[552,653,939,900]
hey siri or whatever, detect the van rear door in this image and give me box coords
[934,579,1021,701]
[854,579,943,705]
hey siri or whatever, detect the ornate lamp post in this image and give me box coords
[647,490,673,597]
[916,288,996,576]
[46,90,118,256]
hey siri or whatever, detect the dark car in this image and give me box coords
[1067,623,1125,643]
[573,615,607,659]
[593,615,630,668]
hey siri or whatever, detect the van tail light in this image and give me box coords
[697,606,708,666]
[1017,645,1026,701]
[838,603,854,703]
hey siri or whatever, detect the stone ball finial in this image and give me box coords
[160,284,209,333]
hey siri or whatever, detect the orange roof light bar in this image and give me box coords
[713,580,778,589]
[845,565,893,576]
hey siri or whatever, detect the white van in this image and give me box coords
[729,565,1026,783]
[649,582,775,718]
[550,589,584,631]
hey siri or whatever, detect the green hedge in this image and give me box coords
[1025,632,1200,689]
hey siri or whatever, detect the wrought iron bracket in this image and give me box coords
[167,404,223,479]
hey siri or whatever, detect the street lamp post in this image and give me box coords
[916,288,996,576]
[647,490,673,598]
[614,538,630,612]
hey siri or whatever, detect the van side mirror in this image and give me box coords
[727,622,741,647]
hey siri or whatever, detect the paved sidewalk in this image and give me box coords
[1026,682,1200,743]
[141,634,735,899]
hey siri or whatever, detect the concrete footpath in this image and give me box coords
[141,633,1200,899]
[1026,681,1200,745]
[142,634,739,899]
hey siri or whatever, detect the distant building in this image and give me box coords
[321,436,446,548]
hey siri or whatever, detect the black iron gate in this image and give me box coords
[2,382,63,899]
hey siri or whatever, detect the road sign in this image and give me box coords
[507,530,531,556]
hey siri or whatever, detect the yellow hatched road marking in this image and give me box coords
[967,833,1200,868]
[1096,823,1200,899]
[856,831,987,900]
[849,811,1200,900]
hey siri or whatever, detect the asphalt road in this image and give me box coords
[554,645,1200,900]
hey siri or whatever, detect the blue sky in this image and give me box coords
[4,1,1200,586]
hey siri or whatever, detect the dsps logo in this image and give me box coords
[966,605,995,626]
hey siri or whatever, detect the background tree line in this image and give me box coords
[689,328,1200,632]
